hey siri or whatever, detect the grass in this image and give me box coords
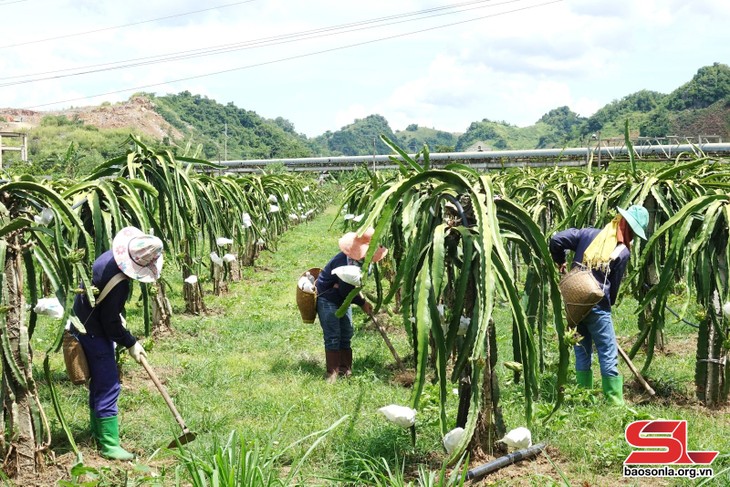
[33,203,729,486]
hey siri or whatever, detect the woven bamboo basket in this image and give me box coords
[296,267,321,324]
[558,266,605,326]
[62,330,89,385]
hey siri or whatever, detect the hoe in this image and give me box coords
[139,355,197,448]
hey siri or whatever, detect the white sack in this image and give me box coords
[210,252,224,268]
[458,316,470,336]
[34,208,54,226]
[34,297,64,319]
[216,237,233,246]
[378,404,416,428]
[241,212,253,228]
[298,276,315,293]
[500,427,532,451]
[443,427,465,454]
[331,265,362,287]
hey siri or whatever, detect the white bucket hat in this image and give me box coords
[112,227,164,283]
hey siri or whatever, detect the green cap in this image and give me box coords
[617,205,649,240]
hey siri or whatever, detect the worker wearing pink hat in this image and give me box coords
[315,227,387,383]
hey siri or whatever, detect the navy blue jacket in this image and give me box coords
[72,250,136,348]
[315,252,365,307]
[549,228,630,310]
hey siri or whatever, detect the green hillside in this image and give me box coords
[15,115,158,177]
[4,63,728,173]
[455,119,554,151]
[394,124,459,152]
[580,63,730,140]
[312,114,401,156]
[152,91,321,160]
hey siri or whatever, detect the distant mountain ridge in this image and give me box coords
[1,63,728,169]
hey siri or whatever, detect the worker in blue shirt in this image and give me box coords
[549,206,648,405]
[72,227,163,460]
[315,227,386,383]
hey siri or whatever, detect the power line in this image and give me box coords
[23,0,563,110]
[0,0,29,5]
[0,0,258,50]
[0,0,502,84]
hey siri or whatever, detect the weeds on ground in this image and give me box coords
[169,413,348,486]
[327,450,469,487]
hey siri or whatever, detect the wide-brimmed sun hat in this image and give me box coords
[617,205,649,240]
[338,227,388,263]
[112,227,164,283]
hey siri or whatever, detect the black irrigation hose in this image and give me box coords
[642,283,700,329]
[442,194,471,227]
[466,443,547,481]
[664,303,700,329]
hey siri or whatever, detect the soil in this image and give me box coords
[0,96,184,141]
[465,445,671,486]
[17,447,175,486]
[21,443,670,486]
[466,445,569,486]
[9,360,182,486]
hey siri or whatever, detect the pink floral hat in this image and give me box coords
[112,227,164,283]
[338,227,388,263]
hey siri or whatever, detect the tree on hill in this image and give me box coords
[582,90,666,136]
[455,118,553,151]
[639,107,672,137]
[319,114,402,156]
[152,92,316,160]
[665,63,730,111]
[536,106,586,147]
[456,119,506,151]
[396,125,458,153]
[539,107,585,135]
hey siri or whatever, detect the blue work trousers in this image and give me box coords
[574,306,619,377]
[76,331,121,418]
[317,297,353,351]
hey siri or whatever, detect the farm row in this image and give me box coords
[0,132,728,483]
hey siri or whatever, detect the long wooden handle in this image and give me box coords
[616,343,655,396]
[139,355,190,430]
[369,314,405,370]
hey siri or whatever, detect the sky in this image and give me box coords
[0,0,727,138]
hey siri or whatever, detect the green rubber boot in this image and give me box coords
[576,370,593,389]
[602,375,625,406]
[96,415,135,460]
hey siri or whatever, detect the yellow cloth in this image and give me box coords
[583,215,621,270]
